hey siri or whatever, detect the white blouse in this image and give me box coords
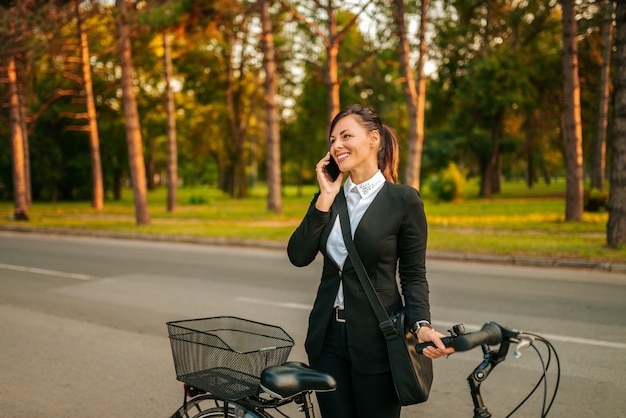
[327,170,386,309]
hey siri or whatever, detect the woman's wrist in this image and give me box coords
[411,320,433,341]
[315,192,335,212]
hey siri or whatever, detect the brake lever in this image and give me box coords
[514,334,536,359]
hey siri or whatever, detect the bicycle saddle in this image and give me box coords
[260,361,336,399]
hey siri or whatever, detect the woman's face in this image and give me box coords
[329,115,380,182]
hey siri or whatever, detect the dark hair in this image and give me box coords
[329,104,399,183]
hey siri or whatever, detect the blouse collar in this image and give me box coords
[344,170,386,199]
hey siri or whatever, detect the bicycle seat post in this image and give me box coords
[295,392,316,418]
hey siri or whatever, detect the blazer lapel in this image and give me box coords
[353,182,389,239]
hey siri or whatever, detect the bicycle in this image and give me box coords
[166,317,560,418]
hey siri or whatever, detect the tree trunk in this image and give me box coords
[478,111,504,198]
[225,33,248,199]
[608,0,626,248]
[236,139,248,199]
[478,160,492,198]
[116,0,150,225]
[591,0,614,192]
[76,0,104,210]
[524,115,536,188]
[113,169,122,201]
[492,153,501,194]
[260,0,282,213]
[147,137,156,190]
[395,0,428,190]
[479,147,499,198]
[8,56,29,221]
[163,31,178,213]
[561,0,584,221]
[17,86,31,206]
[326,19,340,128]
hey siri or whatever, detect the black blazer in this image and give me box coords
[287,182,430,374]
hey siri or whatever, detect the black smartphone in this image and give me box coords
[324,157,341,181]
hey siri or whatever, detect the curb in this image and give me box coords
[426,251,626,274]
[2,225,626,274]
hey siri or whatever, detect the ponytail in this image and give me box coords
[379,125,399,183]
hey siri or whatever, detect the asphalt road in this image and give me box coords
[0,231,625,417]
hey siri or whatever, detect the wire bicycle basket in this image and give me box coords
[167,316,294,401]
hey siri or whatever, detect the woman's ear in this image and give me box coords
[370,130,381,148]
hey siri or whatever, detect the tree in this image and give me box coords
[75,0,104,209]
[8,56,29,220]
[608,0,626,248]
[138,0,216,212]
[282,0,375,127]
[561,0,584,222]
[591,0,614,192]
[393,0,428,190]
[17,77,32,207]
[162,31,178,212]
[116,0,150,225]
[223,11,262,199]
[1,1,34,220]
[259,0,282,213]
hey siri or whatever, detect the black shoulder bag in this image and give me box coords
[336,191,433,405]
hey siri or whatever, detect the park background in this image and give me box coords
[1,0,625,264]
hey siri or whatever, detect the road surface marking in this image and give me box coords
[0,263,95,281]
[236,296,311,311]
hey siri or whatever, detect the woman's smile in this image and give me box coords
[336,152,350,163]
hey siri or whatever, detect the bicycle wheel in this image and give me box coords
[170,394,236,418]
[173,394,269,418]
[190,406,235,418]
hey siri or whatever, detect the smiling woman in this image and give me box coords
[288,104,454,418]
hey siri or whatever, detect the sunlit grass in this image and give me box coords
[1,181,624,264]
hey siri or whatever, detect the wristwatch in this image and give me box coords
[410,320,432,336]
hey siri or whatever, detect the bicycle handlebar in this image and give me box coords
[415,322,513,354]
[414,322,560,417]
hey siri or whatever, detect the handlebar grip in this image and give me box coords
[453,322,503,352]
[415,336,455,354]
[414,322,504,354]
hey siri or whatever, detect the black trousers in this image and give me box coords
[309,315,401,418]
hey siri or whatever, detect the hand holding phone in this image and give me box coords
[324,156,342,181]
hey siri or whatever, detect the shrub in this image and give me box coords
[189,195,208,204]
[429,163,466,202]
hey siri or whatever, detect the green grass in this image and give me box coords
[1,180,624,264]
